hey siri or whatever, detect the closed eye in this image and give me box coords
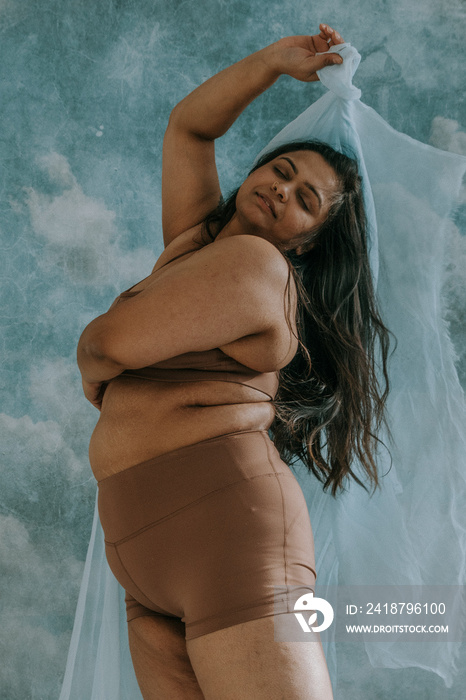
[273,166,287,178]
[274,165,312,212]
[299,194,310,212]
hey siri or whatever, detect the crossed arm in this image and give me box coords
[77,235,292,406]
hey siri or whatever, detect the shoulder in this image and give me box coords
[188,235,297,325]
[197,234,292,287]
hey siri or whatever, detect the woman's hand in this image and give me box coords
[268,24,345,83]
[81,378,108,411]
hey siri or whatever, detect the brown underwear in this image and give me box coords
[97,429,317,641]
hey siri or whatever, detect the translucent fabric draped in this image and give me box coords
[59,43,466,698]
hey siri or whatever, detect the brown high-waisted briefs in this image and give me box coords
[97,429,317,641]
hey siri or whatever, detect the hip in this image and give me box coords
[97,428,310,545]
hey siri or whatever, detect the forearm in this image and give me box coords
[77,317,126,384]
[169,44,281,140]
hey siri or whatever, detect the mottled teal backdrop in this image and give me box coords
[1,1,465,698]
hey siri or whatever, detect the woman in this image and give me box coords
[77,24,390,700]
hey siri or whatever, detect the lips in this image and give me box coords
[256,193,276,218]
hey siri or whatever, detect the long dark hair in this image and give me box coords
[194,140,393,497]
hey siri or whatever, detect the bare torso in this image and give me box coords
[89,226,298,481]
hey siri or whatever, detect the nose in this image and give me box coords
[271,180,289,202]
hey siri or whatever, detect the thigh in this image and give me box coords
[128,615,205,700]
[186,616,333,700]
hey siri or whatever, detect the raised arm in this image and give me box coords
[161,24,344,246]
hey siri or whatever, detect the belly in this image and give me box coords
[89,375,276,481]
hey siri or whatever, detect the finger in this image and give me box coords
[313,35,332,53]
[318,25,329,40]
[319,23,333,39]
[319,24,345,46]
[312,52,343,71]
[331,30,345,46]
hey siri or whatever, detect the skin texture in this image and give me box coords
[78,22,343,700]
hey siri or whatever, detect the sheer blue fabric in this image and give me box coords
[59,44,466,698]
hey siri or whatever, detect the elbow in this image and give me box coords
[77,320,125,380]
[167,104,179,128]
[76,334,106,378]
[166,103,213,142]
[77,320,108,364]
[167,102,188,133]
[168,101,183,124]
[77,335,107,367]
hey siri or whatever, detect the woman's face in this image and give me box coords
[233,150,340,251]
